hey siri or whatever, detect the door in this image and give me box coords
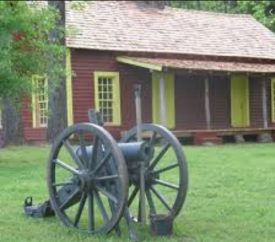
[231,74,250,127]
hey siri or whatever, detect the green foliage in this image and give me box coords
[169,1,233,12]
[168,0,275,32]
[70,1,89,11]
[0,1,65,104]
[238,1,275,32]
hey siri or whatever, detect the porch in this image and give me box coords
[117,56,275,144]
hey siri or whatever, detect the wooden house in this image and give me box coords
[21,1,275,144]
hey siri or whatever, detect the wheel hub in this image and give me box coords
[78,170,95,192]
[129,165,159,188]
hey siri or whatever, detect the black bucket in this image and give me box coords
[150,214,173,236]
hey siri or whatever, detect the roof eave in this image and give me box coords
[116,56,163,71]
[67,44,275,62]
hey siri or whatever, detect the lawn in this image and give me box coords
[0,143,275,242]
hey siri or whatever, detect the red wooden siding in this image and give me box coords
[174,73,273,131]
[71,49,152,138]
[119,64,152,130]
[249,76,275,129]
[209,75,231,129]
[250,77,264,128]
[174,73,206,129]
[21,97,47,142]
[20,48,275,142]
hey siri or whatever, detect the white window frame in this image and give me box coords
[32,75,48,128]
[271,78,275,123]
[94,72,121,126]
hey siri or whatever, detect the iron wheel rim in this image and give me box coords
[47,123,128,234]
[121,123,188,219]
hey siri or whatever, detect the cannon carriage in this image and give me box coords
[24,88,188,239]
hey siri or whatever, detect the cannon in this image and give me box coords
[24,89,188,239]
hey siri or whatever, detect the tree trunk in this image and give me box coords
[143,1,168,9]
[1,99,24,147]
[197,0,201,10]
[224,1,228,13]
[47,0,67,143]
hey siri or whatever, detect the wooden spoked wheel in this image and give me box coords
[47,123,128,234]
[121,124,188,220]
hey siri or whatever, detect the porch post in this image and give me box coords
[134,84,142,141]
[261,76,268,129]
[204,75,211,130]
[159,73,167,126]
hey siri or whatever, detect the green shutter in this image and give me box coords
[112,73,121,125]
[231,74,250,127]
[271,78,275,123]
[152,72,175,129]
[94,72,100,116]
[152,75,160,124]
[66,48,74,126]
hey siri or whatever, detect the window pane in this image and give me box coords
[95,72,120,125]
[97,76,115,123]
[33,76,48,127]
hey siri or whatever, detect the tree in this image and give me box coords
[47,0,67,144]
[238,1,275,32]
[0,1,65,146]
[168,1,275,32]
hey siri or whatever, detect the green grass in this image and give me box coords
[0,143,275,241]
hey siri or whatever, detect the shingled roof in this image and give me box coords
[66,1,275,61]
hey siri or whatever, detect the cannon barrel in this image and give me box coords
[118,142,152,162]
[75,141,152,163]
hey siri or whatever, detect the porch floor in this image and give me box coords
[172,127,275,137]
[172,127,275,144]
[120,127,275,144]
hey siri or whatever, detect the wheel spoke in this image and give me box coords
[60,188,80,210]
[52,182,73,187]
[150,186,171,211]
[128,186,139,206]
[108,198,121,235]
[149,143,170,170]
[78,132,89,167]
[54,159,80,175]
[139,162,146,223]
[74,192,87,226]
[94,189,109,222]
[96,185,118,203]
[153,179,179,190]
[63,140,85,169]
[88,193,95,232]
[146,189,156,214]
[90,136,99,170]
[149,131,157,146]
[94,174,119,181]
[152,163,179,175]
[92,151,111,174]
